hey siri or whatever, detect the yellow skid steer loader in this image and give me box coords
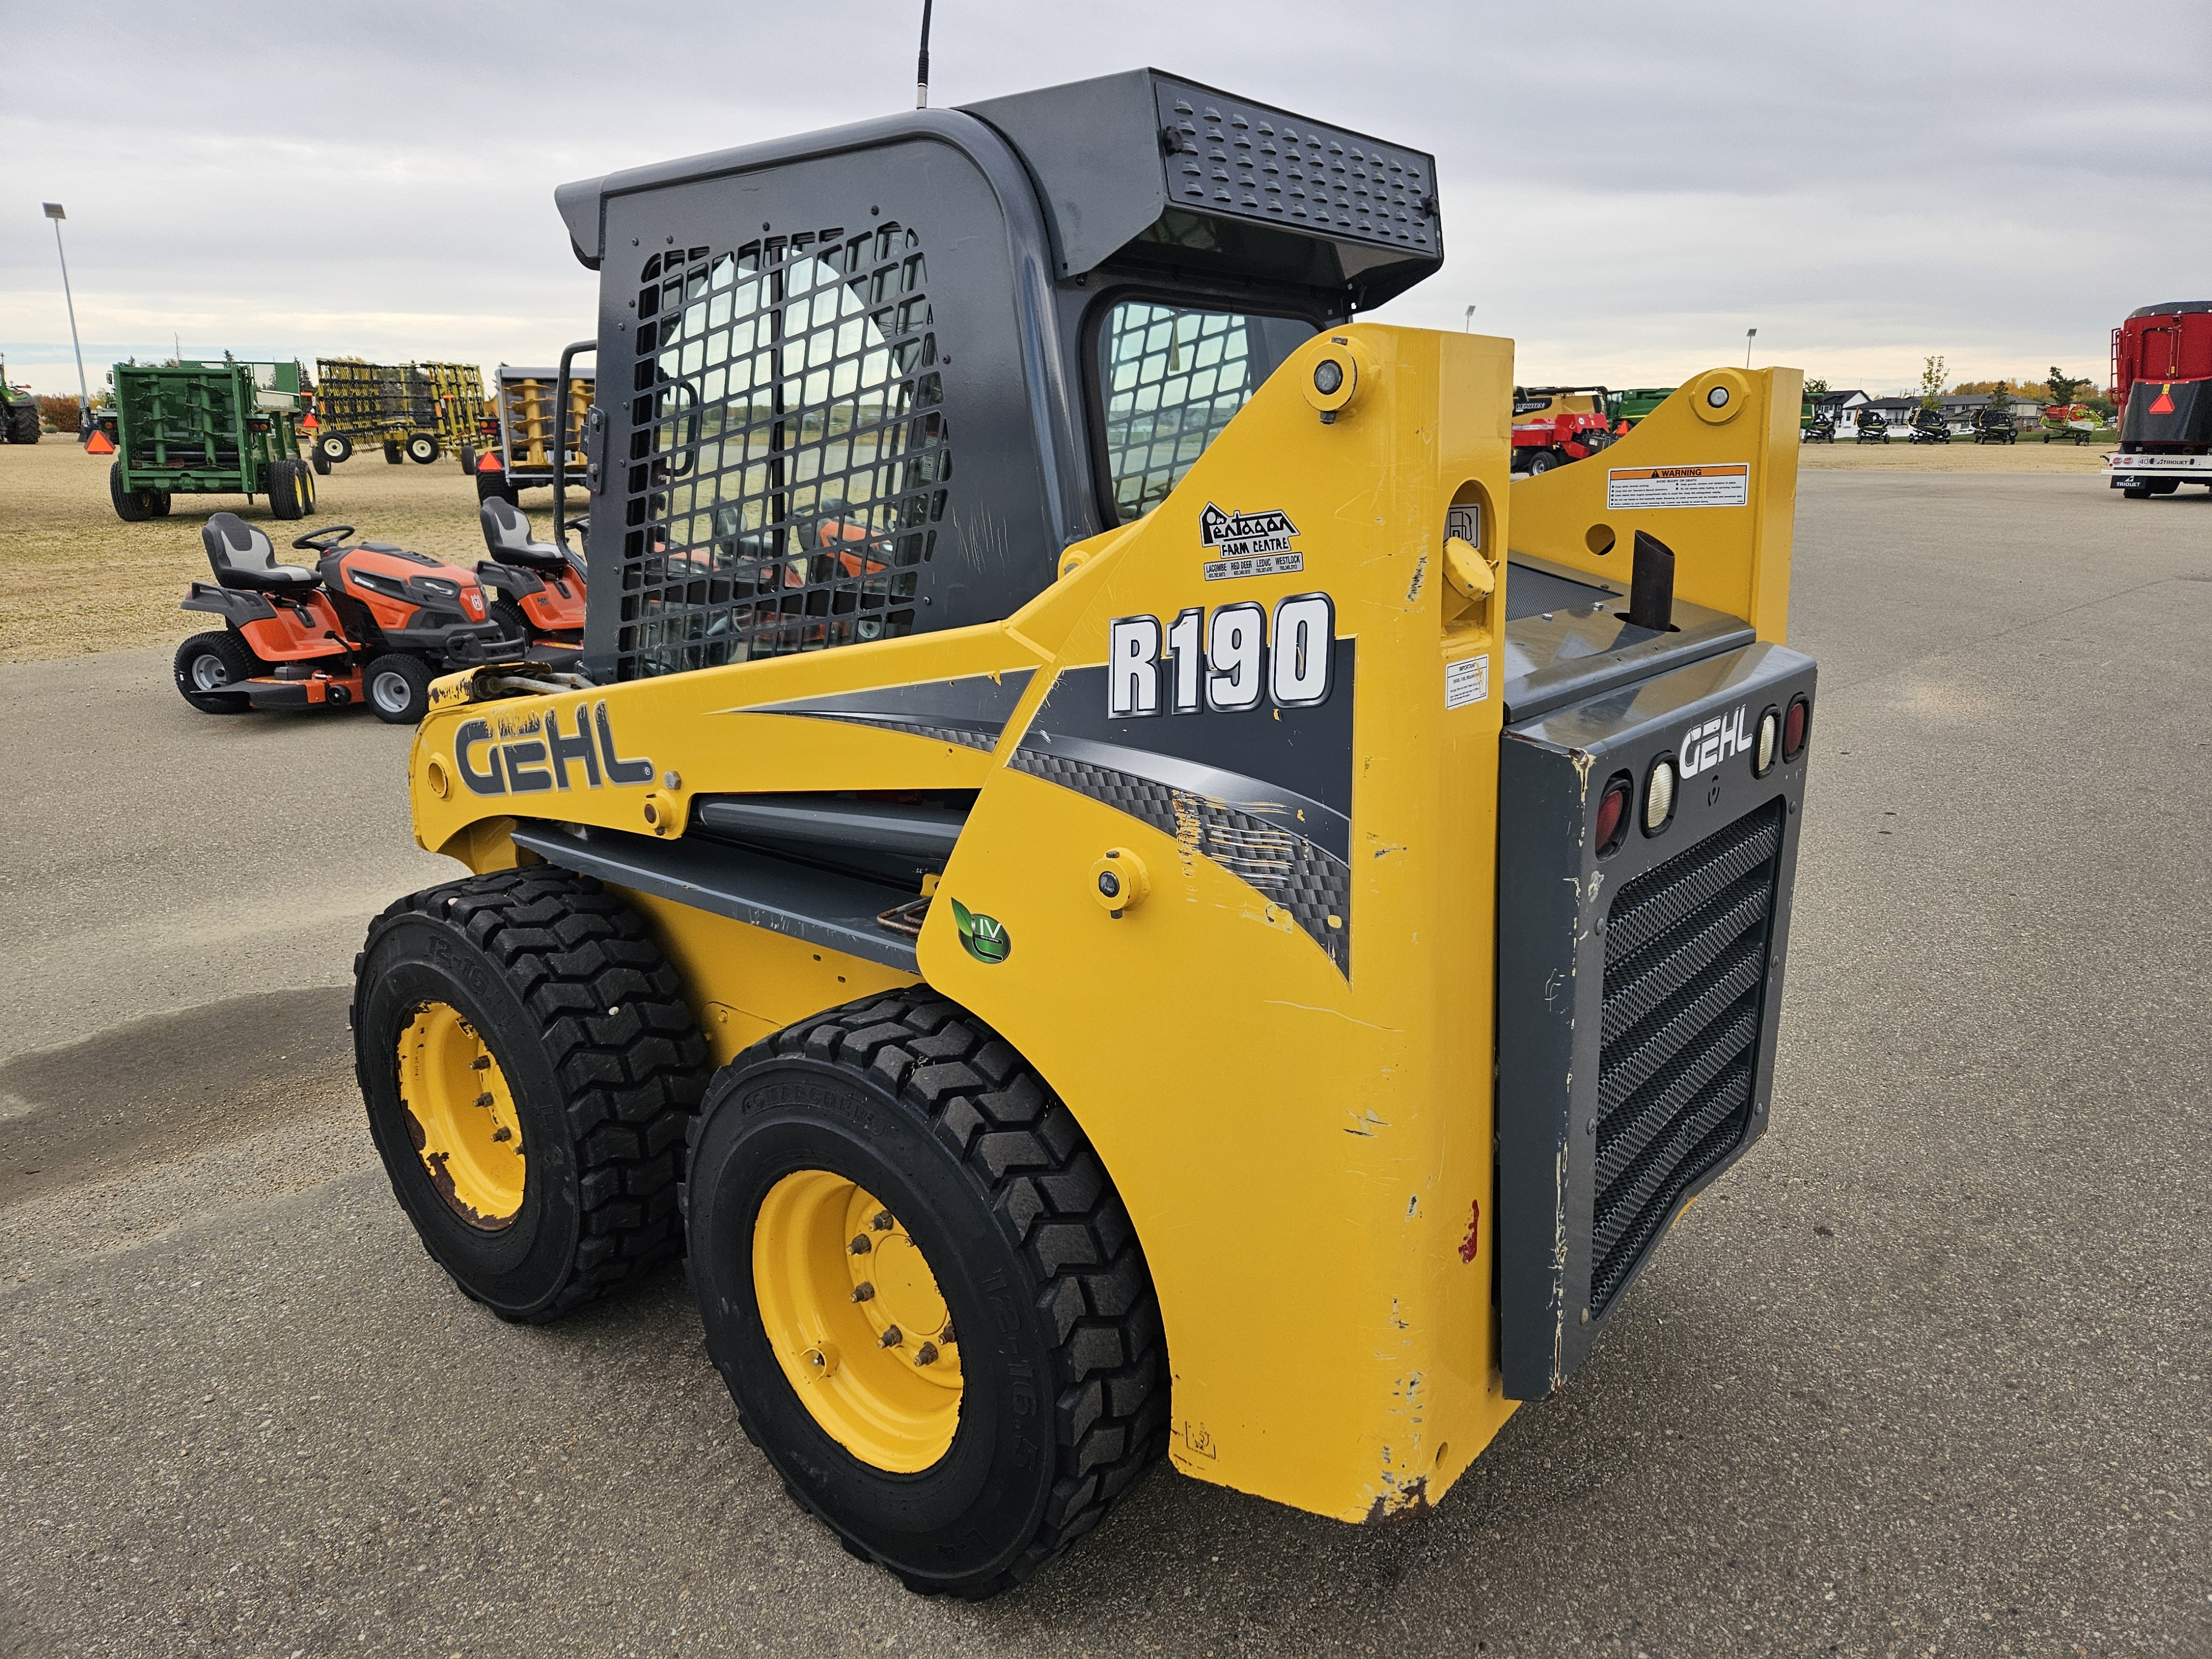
[352,69,1815,1598]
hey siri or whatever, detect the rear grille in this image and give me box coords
[1592,801,1784,1310]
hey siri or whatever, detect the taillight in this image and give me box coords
[1595,773,1632,855]
[1783,695,1811,761]
[1644,758,1677,835]
[1753,707,1780,776]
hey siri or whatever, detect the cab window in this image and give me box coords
[1095,301,1312,524]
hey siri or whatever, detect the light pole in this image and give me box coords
[1744,326,1757,369]
[1464,305,1477,331]
[43,204,91,439]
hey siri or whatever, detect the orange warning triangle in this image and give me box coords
[85,429,115,453]
[2148,383,2176,415]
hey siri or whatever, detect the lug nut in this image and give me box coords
[941,1319,956,1346]
[470,1055,490,1071]
[914,1342,939,1367]
[879,1326,902,1348]
[492,1126,512,1142]
[848,1235,872,1255]
[850,1282,875,1303]
[474,1092,494,1108]
[871,1211,894,1232]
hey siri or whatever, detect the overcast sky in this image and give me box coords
[4,1,2207,400]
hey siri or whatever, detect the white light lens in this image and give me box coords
[1756,711,1778,774]
[1645,760,1676,832]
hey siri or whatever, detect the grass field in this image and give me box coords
[0,430,2127,666]
[0,441,491,665]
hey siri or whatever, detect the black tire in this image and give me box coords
[172,630,260,713]
[1523,448,1559,476]
[475,468,520,508]
[311,451,331,476]
[109,461,154,522]
[2122,483,2151,500]
[384,440,404,465]
[150,490,174,517]
[352,868,710,1323]
[687,990,1169,1599]
[6,405,39,444]
[318,431,354,465]
[460,445,478,476]
[363,653,434,723]
[488,597,533,646]
[405,432,441,465]
[267,459,307,521]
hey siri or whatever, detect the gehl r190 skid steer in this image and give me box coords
[351,69,1815,1597]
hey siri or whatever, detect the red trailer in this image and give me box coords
[2107,300,2212,498]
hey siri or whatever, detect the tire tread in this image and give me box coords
[355,867,708,1321]
[694,989,1170,1598]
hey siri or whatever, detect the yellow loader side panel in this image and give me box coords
[406,326,1789,1523]
[1510,368,1803,642]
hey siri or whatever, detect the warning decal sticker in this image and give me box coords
[1605,463,1751,510]
[1444,654,1490,711]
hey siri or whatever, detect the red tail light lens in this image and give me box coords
[1595,774,1632,855]
[1783,695,1811,761]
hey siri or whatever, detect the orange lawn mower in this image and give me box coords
[476,497,587,655]
[173,515,521,723]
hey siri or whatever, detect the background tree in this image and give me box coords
[1918,354,1947,410]
[1803,377,1830,398]
[2046,367,2091,406]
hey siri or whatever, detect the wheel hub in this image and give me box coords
[753,1171,963,1472]
[191,655,231,691]
[372,670,411,713]
[395,1001,525,1229]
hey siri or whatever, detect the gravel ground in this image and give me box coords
[0,471,2206,1657]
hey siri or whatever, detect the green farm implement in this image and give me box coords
[1,356,41,444]
[108,359,314,522]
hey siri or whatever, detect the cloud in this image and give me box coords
[2,0,2205,397]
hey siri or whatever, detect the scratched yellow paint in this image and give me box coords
[403,326,1796,1524]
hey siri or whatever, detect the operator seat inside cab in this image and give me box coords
[202,513,320,591]
[479,498,571,573]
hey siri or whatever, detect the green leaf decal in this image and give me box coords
[950,898,1010,964]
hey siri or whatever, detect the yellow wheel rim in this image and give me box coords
[753,1171,963,1473]
[396,1000,525,1230]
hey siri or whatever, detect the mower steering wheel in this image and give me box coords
[291,525,357,553]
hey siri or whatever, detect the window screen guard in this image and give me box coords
[615,224,950,680]
[1098,301,1259,523]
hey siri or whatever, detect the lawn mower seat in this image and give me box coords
[202,513,320,591]
[479,498,570,573]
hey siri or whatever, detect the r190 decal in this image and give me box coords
[1108,593,1335,718]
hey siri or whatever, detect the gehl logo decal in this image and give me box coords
[1109,594,1334,718]
[456,701,654,796]
[1678,706,1749,777]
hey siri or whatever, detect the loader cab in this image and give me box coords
[552,68,1441,683]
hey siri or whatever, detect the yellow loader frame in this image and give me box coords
[409,324,1800,1524]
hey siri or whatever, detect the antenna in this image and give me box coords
[916,0,933,108]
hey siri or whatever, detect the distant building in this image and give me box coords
[1809,389,1871,431]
